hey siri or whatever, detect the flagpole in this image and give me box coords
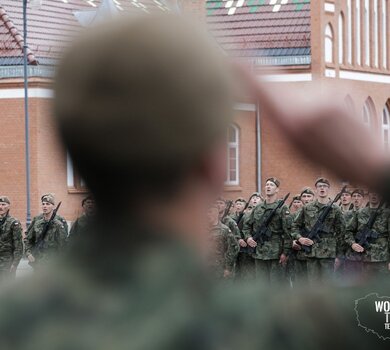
[23,0,31,226]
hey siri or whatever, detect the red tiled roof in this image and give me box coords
[0,0,169,65]
[206,0,311,59]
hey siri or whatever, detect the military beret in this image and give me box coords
[301,187,315,196]
[216,196,226,203]
[0,196,10,204]
[266,177,280,187]
[351,189,365,197]
[315,178,330,187]
[250,192,261,198]
[82,195,94,206]
[41,194,55,205]
[292,194,302,201]
[235,197,246,203]
[342,189,352,195]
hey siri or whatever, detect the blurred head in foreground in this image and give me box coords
[55,14,234,243]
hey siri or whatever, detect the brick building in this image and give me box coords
[208,0,390,201]
[0,0,388,223]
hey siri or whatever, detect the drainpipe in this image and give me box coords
[256,101,261,193]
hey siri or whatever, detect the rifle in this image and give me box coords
[300,186,347,253]
[29,202,62,267]
[355,201,384,249]
[235,196,253,228]
[222,200,233,220]
[241,193,290,254]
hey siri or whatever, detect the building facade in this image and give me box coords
[0,0,389,223]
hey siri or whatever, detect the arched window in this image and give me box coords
[364,0,370,66]
[347,0,352,64]
[225,125,239,185]
[339,13,344,64]
[363,97,375,128]
[382,102,390,151]
[356,0,361,65]
[325,24,334,63]
[345,95,355,114]
[382,0,387,69]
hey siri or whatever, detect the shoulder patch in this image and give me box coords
[285,210,290,215]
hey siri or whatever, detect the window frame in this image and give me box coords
[225,124,240,186]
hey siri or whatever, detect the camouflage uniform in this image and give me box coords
[208,222,239,278]
[56,215,69,236]
[68,214,92,241]
[242,200,290,284]
[24,214,67,266]
[291,200,345,284]
[285,210,301,285]
[0,215,23,279]
[235,210,256,279]
[221,215,240,241]
[345,207,390,278]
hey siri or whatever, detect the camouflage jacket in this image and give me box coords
[56,215,69,235]
[68,214,92,240]
[208,222,239,276]
[339,209,355,257]
[242,200,290,260]
[291,200,345,259]
[0,215,23,269]
[284,210,301,254]
[24,214,67,259]
[222,215,241,240]
[345,207,390,262]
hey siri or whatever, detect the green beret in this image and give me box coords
[315,178,330,187]
[235,197,246,204]
[82,195,94,206]
[0,196,10,204]
[292,194,302,201]
[351,189,365,197]
[266,177,280,187]
[301,187,315,196]
[250,192,261,198]
[41,194,55,205]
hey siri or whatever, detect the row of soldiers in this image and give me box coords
[208,177,390,286]
[0,193,95,279]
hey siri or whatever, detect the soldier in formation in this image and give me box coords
[67,195,95,242]
[207,205,239,278]
[24,194,67,268]
[243,178,290,284]
[0,196,22,280]
[345,191,390,281]
[291,178,345,285]
[285,194,303,285]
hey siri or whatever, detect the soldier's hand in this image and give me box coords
[298,237,314,246]
[9,265,17,274]
[334,258,342,270]
[247,237,257,248]
[292,240,301,250]
[27,254,35,263]
[238,239,247,247]
[279,253,288,266]
[223,269,231,278]
[388,263,390,271]
[351,243,364,253]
